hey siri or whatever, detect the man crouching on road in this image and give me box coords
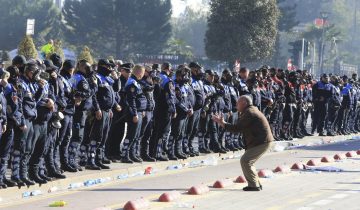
[212,95,273,191]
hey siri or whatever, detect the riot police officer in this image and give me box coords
[311,74,333,136]
[151,62,176,161]
[86,59,121,170]
[121,65,147,163]
[68,60,96,170]
[326,76,342,136]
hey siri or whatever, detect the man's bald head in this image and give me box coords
[237,95,253,113]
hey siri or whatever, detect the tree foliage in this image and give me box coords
[205,0,280,63]
[171,6,209,57]
[18,35,38,60]
[0,0,62,51]
[77,46,94,65]
[63,0,172,58]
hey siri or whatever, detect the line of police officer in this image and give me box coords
[0,56,359,189]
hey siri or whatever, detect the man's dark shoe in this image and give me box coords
[243,186,261,191]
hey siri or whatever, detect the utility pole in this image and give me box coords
[319,11,329,76]
[300,38,305,70]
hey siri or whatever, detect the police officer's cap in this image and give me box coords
[205,69,215,76]
[62,60,76,71]
[321,73,328,78]
[49,53,62,68]
[44,60,58,72]
[12,55,27,66]
[25,59,38,72]
[162,62,172,70]
[120,63,134,71]
[6,65,20,78]
[152,63,160,71]
[189,62,201,69]
[98,59,115,68]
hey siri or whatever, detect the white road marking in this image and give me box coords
[311,199,334,206]
[297,207,313,210]
[329,194,349,199]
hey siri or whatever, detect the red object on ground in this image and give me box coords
[188,184,210,195]
[258,169,273,178]
[346,151,357,157]
[334,153,346,160]
[273,165,291,173]
[158,191,181,202]
[123,198,149,210]
[213,179,234,188]
[234,176,247,183]
[291,163,304,170]
[321,156,334,163]
[144,167,153,175]
[357,150,360,155]
[306,159,320,166]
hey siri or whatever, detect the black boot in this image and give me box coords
[0,180,7,189]
[11,177,25,187]
[3,178,17,187]
[95,148,110,169]
[85,151,101,170]
[29,166,47,184]
[48,169,66,179]
[142,144,156,162]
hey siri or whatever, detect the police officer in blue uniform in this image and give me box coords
[41,59,67,179]
[185,62,204,156]
[311,74,333,136]
[106,63,132,162]
[0,69,13,188]
[326,75,342,136]
[281,71,298,140]
[337,76,353,135]
[17,61,46,185]
[121,65,147,163]
[168,67,193,160]
[138,66,156,162]
[151,62,176,161]
[68,60,96,171]
[27,60,55,184]
[198,70,226,154]
[52,60,78,173]
[87,59,121,170]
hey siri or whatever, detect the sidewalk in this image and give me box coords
[0,133,358,207]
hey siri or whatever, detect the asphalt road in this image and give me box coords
[2,139,360,210]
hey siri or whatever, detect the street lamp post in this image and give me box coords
[319,11,329,76]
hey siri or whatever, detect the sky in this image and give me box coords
[171,0,209,17]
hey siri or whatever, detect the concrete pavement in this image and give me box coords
[1,134,360,210]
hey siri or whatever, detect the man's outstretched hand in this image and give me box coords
[212,114,226,128]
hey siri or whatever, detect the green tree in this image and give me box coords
[1,51,11,62]
[63,0,172,58]
[18,35,38,60]
[77,46,94,65]
[0,0,62,50]
[171,6,209,57]
[53,40,65,60]
[205,0,280,64]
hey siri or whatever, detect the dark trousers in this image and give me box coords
[106,111,126,157]
[121,113,143,157]
[312,102,328,133]
[139,111,154,157]
[29,123,48,168]
[168,116,186,155]
[326,105,339,133]
[19,119,34,178]
[151,111,171,158]
[88,110,112,160]
[55,114,73,166]
[185,109,201,152]
[0,125,9,182]
[282,104,295,137]
[44,125,59,172]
